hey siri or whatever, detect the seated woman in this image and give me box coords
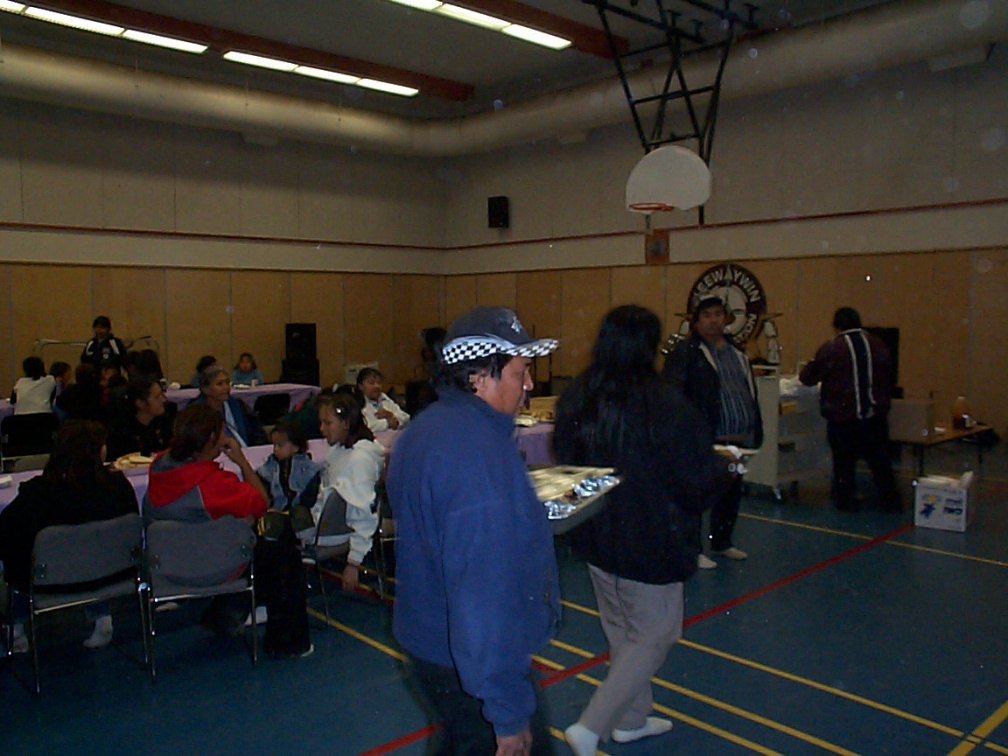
[190,355,217,388]
[256,421,322,517]
[189,364,266,447]
[355,367,410,432]
[0,420,139,651]
[105,374,175,461]
[144,405,312,658]
[231,352,265,386]
[55,363,104,423]
[304,393,385,591]
[10,355,56,415]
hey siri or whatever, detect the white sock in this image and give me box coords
[612,716,674,743]
[83,615,114,649]
[564,723,599,756]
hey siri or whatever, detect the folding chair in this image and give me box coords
[301,487,386,622]
[372,479,396,601]
[10,513,144,694]
[1,413,59,471]
[143,516,258,682]
[12,453,50,472]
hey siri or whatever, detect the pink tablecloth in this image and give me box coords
[0,422,553,512]
[165,382,320,411]
[0,399,12,422]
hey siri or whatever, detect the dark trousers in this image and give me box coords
[404,652,553,756]
[708,475,742,552]
[827,414,901,510]
[201,522,310,654]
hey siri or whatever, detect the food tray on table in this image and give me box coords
[527,465,620,534]
[113,453,154,476]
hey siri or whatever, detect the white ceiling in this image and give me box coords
[0,0,896,119]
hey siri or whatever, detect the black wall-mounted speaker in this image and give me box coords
[488,195,510,228]
[285,323,317,361]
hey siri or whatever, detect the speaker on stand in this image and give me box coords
[281,323,320,386]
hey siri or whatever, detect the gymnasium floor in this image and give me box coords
[3,441,1007,756]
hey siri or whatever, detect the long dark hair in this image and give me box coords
[566,305,662,464]
[170,404,223,460]
[126,374,161,416]
[317,392,374,447]
[42,420,109,489]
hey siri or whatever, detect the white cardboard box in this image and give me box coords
[914,472,976,532]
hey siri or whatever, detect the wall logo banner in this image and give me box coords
[687,263,767,343]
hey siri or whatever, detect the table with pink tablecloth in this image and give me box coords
[165,382,320,412]
[0,399,13,422]
[0,421,553,513]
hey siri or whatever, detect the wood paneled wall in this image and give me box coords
[3,247,1006,433]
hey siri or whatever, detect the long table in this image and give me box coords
[166,382,320,411]
[0,383,320,424]
[0,422,554,512]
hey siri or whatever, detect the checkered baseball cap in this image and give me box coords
[442,306,558,365]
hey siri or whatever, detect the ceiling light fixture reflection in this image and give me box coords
[386,0,443,9]
[502,23,571,50]
[122,29,208,54]
[384,0,572,50]
[23,6,123,35]
[223,50,298,72]
[294,65,361,84]
[1,4,206,53]
[357,79,420,97]
[435,3,509,30]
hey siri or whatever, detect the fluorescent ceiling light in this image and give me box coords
[435,3,509,30]
[122,29,207,54]
[294,65,361,84]
[502,23,571,50]
[223,51,298,72]
[357,79,419,97]
[0,2,26,13]
[24,6,123,35]
[386,0,443,9]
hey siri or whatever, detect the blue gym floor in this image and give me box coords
[3,442,1007,756]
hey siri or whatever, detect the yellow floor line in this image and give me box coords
[307,607,403,660]
[561,598,599,616]
[549,638,596,658]
[741,513,874,539]
[983,740,1008,755]
[678,639,964,737]
[971,699,1008,741]
[741,512,1008,567]
[884,540,1008,567]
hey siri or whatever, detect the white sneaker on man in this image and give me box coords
[244,605,268,627]
[715,546,748,560]
[697,553,717,570]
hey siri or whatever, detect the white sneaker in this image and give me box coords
[244,606,268,627]
[697,553,717,570]
[83,615,114,649]
[11,623,29,654]
[715,546,748,560]
[612,716,674,743]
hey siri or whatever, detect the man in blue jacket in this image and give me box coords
[387,306,560,756]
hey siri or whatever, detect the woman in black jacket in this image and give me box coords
[553,305,735,756]
[0,420,139,651]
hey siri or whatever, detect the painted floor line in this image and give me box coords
[685,523,913,627]
[947,698,1008,756]
[678,639,964,737]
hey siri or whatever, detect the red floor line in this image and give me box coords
[356,725,439,756]
[684,523,913,628]
[539,651,611,689]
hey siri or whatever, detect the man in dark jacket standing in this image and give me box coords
[662,296,763,569]
[799,307,900,512]
[387,306,561,756]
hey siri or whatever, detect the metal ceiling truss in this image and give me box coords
[585,0,757,162]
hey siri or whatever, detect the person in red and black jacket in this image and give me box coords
[144,404,312,657]
[799,307,900,512]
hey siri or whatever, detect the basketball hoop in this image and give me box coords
[625,145,712,214]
